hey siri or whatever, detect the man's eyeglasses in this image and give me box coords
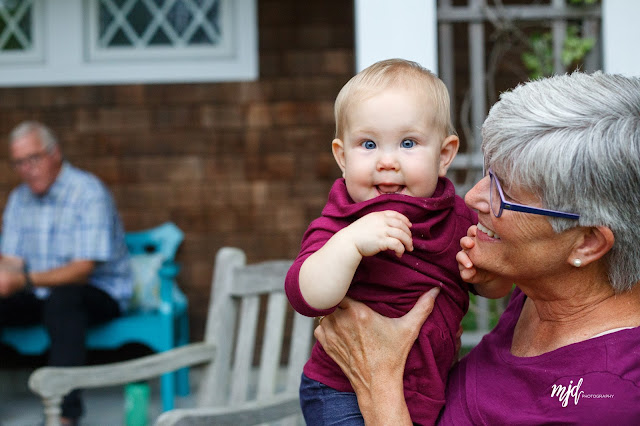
[488,168,580,220]
[10,151,49,170]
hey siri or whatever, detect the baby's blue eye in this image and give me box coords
[401,139,415,148]
[362,140,376,149]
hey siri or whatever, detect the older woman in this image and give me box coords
[314,71,640,424]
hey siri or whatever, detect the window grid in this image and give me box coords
[0,0,42,63]
[97,0,221,49]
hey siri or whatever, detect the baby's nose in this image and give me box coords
[377,153,399,171]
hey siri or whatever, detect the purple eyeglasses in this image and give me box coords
[488,168,580,220]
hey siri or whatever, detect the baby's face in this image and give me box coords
[333,86,452,203]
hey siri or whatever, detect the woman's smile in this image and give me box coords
[477,222,501,239]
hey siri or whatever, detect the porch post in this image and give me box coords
[602,0,640,76]
[354,0,438,73]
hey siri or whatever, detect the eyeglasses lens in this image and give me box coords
[489,173,503,218]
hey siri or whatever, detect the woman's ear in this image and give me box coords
[568,226,615,267]
[438,135,460,176]
[332,138,346,176]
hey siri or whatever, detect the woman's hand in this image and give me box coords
[314,287,440,425]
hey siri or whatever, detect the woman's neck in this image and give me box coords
[511,281,640,357]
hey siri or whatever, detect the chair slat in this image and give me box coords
[257,292,288,398]
[230,261,293,296]
[287,313,314,392]
[198,248,245,407]
[230,295,261,404]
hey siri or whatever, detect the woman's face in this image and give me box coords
[464,173,580,285]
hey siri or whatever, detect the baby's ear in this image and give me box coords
[438,135,459,176]
[332,138,347,175]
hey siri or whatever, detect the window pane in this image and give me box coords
[97,0,222,49]
[0,0,33,52]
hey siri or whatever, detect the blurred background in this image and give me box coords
[0,0,635,353]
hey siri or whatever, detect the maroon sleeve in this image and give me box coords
[285,216,344,317]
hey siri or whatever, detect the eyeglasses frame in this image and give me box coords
[10,150,50,170]
[488,168,580,220]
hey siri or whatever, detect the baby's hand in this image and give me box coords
[344,211,413,258]
[457,225,512,299]
[457,225,479,283]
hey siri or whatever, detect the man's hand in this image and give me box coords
[342,210,413,258]
[0,257,26,297]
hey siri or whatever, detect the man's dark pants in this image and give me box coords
[0,284,120,419]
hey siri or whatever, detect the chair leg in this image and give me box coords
[175,312,190,397]
[160,372,175,412]
[176,367,190,397]
[43,396,63,426]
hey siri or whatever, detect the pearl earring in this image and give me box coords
[572,259,582,268]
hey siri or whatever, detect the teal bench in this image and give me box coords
[0,222,189,411]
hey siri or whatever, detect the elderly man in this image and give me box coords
[0,121,132,425]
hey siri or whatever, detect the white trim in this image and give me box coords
[0,0,258,87]
[602,0,640,77]
[354,0,438,73]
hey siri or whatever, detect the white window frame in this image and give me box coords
[0,0,258,87]
[0,0,45,65]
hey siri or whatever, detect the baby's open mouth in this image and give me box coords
[376,184,405,195]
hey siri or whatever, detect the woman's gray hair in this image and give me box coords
[482,71,640,292]
[9,120,59,152]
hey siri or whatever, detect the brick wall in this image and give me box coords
[0,0,354,341]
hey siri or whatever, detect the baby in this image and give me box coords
[285,58,477,425]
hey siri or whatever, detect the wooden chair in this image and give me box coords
[0,222,189,412]
[29,247,315,426]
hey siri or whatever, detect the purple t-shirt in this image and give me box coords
[286,177,477,425]
[440,287,640,424]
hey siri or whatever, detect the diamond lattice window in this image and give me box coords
[0,0,43,63]
[0,0,256,87]
[97,0,221,49]
[0,0,33,51]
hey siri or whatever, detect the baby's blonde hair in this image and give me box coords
[334,58,455,140]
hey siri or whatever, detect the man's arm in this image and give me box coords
[299,210,413,310]
[0,259,95,296]
[30,260,95,288]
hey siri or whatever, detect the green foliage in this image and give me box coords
[461,293,503,333]
[521,32,554,79]
[563,25,596,67]
[521,24,596,79]
[521,0,598,79]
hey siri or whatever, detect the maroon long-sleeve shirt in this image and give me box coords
[285,177,477,425]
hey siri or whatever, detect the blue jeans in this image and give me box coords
[299,373,365,426]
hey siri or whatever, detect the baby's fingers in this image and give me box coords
[456,250,474,271]
[388,237,408,258]
[460,235,475,250]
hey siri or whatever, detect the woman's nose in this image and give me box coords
[465,175,491,213]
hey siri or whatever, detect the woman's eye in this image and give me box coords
[401,139,415,148]
[362,140,376,149]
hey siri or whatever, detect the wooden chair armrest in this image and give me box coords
[29,342,216,399]
[154,392,301,426]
